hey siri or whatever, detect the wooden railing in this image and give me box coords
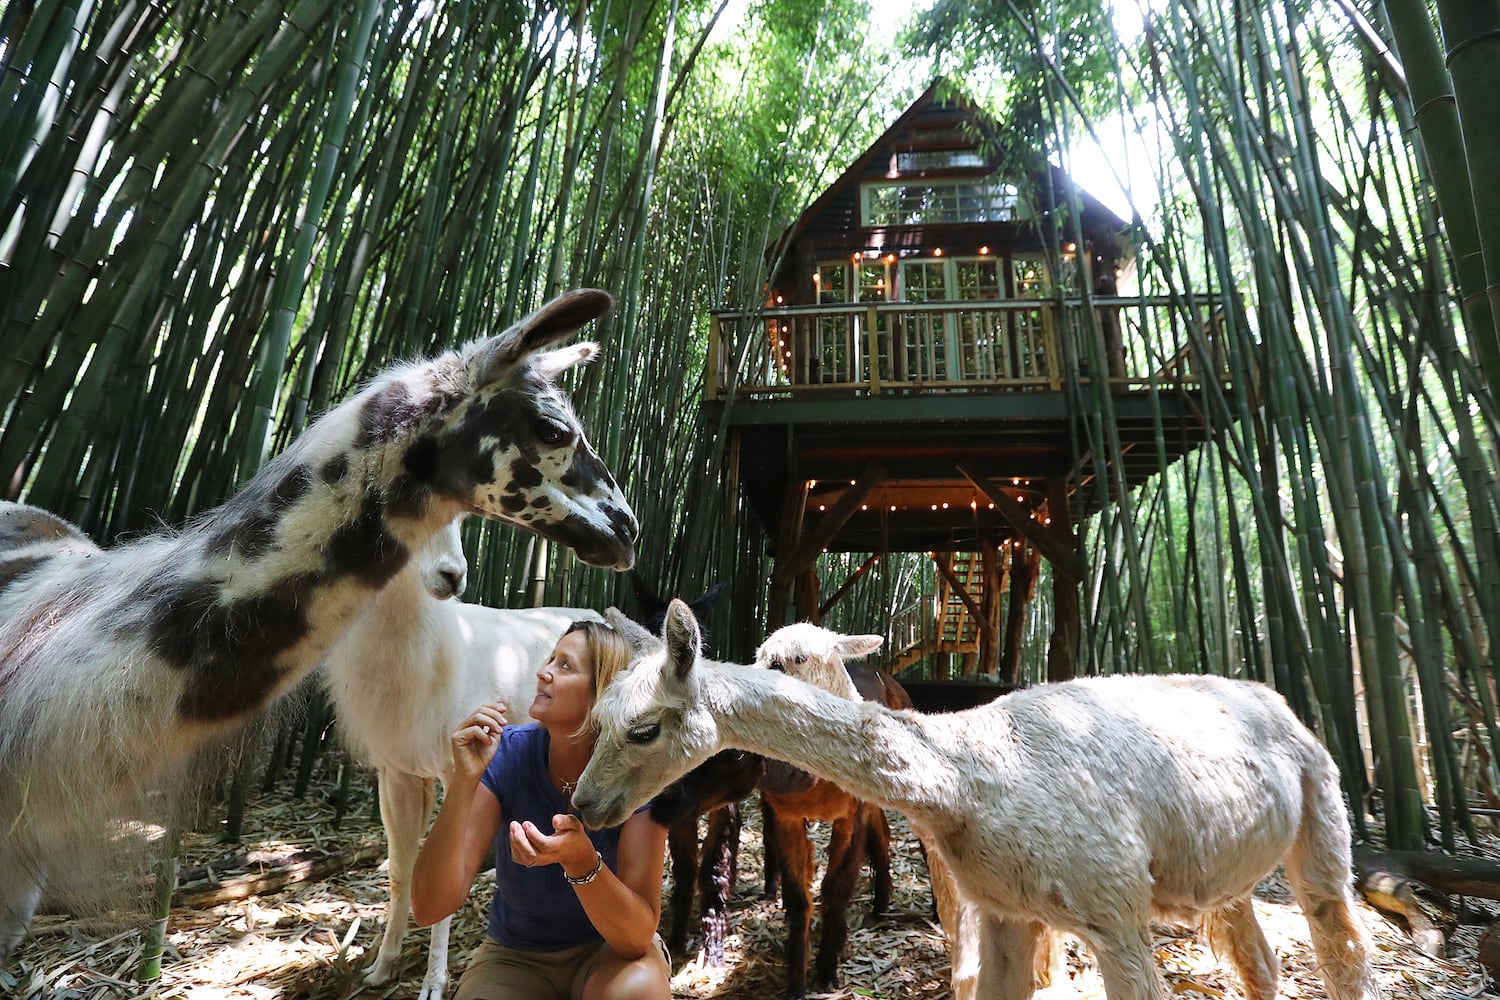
[706,296,1226,399]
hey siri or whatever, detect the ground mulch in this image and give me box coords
[4,776,1496,999]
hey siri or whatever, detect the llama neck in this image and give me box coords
[702,663,968,822]
[129,369,464,724]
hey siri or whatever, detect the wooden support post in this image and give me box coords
[1045,479,1080,682]
[708,313,722,399]
[958,464,1084,584]
[767,476,809,632]
[771,463,885,588]
[795,567,821,624]
[1000,541,1038,685]
[977,539,1002,677]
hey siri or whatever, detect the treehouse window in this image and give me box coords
[857,262,890,301]
[815,263,849,303]
[861,178,1024,226]
[956,259,1002,300]
[900,260,948,302]
[893,149,987,173]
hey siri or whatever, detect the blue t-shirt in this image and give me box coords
[479,723,637,951]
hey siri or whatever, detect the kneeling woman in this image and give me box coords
[412,620,670,1000]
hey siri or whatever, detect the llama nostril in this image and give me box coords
[441,569,466,598]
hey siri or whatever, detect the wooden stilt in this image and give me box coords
[1045,479,1080,682]
[768,476,809,632]
[977,538,1003,677]
[1000,541,1037,685]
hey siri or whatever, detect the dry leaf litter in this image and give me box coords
[4,774,1497,999]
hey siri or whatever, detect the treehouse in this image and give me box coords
[705,82,1228,690]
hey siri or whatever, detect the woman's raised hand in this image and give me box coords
[450,701,508,783]
[509,814,598,877]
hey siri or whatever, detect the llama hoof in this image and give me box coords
[363,957,398,986]
[808,969,840,993]
[416,973,449,1000]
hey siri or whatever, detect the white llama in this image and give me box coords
[574,600,1379,1000]
[755,623,1059,999]
[0,289,637,960]
[320,517,600,1000]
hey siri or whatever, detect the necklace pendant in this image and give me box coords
[561,779,576,795]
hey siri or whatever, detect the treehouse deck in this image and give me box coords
[706,295,1229,555]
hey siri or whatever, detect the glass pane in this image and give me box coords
[857,262,888,302]
[861,179,1025,226]
[816,263,849,303]
[1011,255,1047,298]
[901,262,948,302]
[956,259,1000,300]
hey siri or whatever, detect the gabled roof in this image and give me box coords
[770,79,1128,274]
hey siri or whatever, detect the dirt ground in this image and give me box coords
[4,778,1497,1000]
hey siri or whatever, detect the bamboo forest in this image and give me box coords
[4,0,1500,996]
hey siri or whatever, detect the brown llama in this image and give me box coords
[752,623,905,1000]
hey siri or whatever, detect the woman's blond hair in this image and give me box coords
[564,619,632,738]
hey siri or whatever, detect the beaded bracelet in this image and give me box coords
[564,851,604,886]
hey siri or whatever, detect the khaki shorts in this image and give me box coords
[452,933,670,1000]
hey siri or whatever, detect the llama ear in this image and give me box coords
[689,581,727,623]
[605,607,662,655]
[531,342,599,381]
[663,598,701,682]
[471,289,614,385]
[836,634,884,660]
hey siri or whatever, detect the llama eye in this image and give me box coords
[535,419,572,447]
[769,659,785,673]
[626,722,661,745]
[793,654,807,665]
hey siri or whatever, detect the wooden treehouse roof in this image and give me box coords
[768,79,1132,293]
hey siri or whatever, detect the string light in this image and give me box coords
[979,245,990,255]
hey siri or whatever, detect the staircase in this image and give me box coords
[889,552,985,676]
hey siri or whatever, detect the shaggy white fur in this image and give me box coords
[0,290,635,959]
[320,518,599,1000]
[575,601,1379,1000]
[756,623,1057,998]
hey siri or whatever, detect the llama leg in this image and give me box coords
[1285,766,1378,1000]
[774,813,814,1000]
[761,793,782,901]
[420,916,452,1000]
[0,852,43,960]
[366,770,433,986]
[666,818,698,959]
[864,804,893,916]
[1088,924,1166,1000]
[698,802,741,967]
[1204,898,1278,1000]
[810,812,864,993]
[925,833,1041,1000]
[968,913,1046,1000]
